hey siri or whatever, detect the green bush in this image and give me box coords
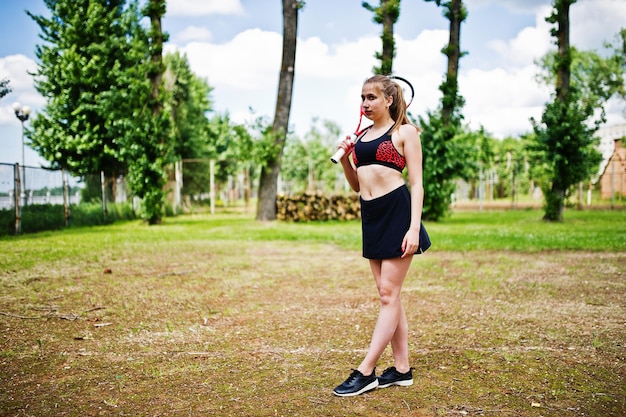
[0,202,137,236]
[0,208,16,235]
[69,202,137,227]
[22,204,66,233]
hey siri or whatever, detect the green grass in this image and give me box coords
[4,209,623,260]
[433,210,626,251]
[0,209,624,417]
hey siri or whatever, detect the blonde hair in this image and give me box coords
[363,75,419,133]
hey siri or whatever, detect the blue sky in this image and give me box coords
[1,0,625,167]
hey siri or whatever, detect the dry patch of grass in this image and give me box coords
[1,237,624,416]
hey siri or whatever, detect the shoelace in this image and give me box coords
[347,369,362,382]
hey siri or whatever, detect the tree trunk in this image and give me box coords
[256,0,299,221]
[363,0,400,75]
[555,0,571,101]
[544,182,565,222]
[380,0,396,74]
[148,6,164,107]
[145,0,167,225]
[441,0,463,124]
[544,0,573,222]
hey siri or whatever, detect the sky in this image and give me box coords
[0,0,625,168]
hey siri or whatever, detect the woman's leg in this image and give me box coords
[357,256,412,376]
[390,303,410,372]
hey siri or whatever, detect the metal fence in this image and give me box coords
[0,163,82,234]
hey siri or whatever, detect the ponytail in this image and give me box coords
[363,75,417,133]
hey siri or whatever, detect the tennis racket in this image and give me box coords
[329,107,368,164]
[330,75,415,164]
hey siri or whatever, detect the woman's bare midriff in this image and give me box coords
[357,165,405,200]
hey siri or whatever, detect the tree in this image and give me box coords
[536,37,625,125]
[362,0,400,75]
[28,0,173,224]
[456,127,494,200]
[529,1,622,221]
[419,0,468,220]
[256,0,303,221]
[426,0,467,124]
[27,0,143,180]
[164,51,213,197]
[281,119,342,193]
[231,116,266,208]
[0,78,10,100]
[493,136,529,202]
[610,28,626,111]
[124,0,171,224]
[165,52,213,160]
[417,114,473,219]
[206,114,240,186]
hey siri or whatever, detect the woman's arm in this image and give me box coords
[399,124,423,257]
[338,138,360,192]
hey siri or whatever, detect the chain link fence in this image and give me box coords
[0,163,82,208]
[0,163,83,235]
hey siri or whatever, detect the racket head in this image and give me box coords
[388,75,415,108]
[354,107,365,135]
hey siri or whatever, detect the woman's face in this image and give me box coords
[361,83,393,121]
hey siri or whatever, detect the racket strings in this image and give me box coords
[388,75,415,108]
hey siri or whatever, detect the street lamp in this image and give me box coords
[12,102,31,204]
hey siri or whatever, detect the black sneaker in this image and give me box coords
[333,369,379,397]
[377,367,414,388]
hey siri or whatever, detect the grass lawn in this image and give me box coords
[1,209,625,416]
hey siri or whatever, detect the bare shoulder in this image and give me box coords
[397,124,421,143]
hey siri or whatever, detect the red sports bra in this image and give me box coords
[352,127,406,172]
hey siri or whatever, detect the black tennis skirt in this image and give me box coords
[360,184,412,259]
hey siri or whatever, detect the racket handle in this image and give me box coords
[330,133,357,164]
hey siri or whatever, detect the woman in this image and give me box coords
[333,75,423,397]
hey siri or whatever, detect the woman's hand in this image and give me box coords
[337,135,360,192]
[401,227,420,258]
[337,135,355,159]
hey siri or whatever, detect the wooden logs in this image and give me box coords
[276,193,361,221]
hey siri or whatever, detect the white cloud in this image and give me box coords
[604,97,626,128]
[168,29,283,132]
[468,0,626,136]
[394,30,449,77]
[0,54,43,126]
[460,65,551,136]
[0,55,42,166]
[465,0,549,14]
[0,106,16,126]
[167,0,244,16]
[295,36,378,78]
[0,54,37,91]
[487,6,552,68]
[394,30,451,115]
[176,29,282,90]
[571,0,626,51]
[476,0,626,55]
[174,26,213,43]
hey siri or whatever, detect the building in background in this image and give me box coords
[599,138,625,200]
[597,124,626,200]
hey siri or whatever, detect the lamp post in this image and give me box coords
[12,102,31,205]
